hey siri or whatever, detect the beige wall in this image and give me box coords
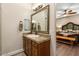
[56,14,79,28]
[0,4,1,55]
[1,3,32,55]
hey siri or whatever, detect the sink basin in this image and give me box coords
[27,34,40,38]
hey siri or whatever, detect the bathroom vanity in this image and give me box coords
[23,34,50,56]
[23,5,50,56]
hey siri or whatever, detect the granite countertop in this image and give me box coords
[23,34,50,44]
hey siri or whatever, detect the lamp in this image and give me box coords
[57,25,62,32]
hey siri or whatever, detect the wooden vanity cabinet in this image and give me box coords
[23,36,50,56]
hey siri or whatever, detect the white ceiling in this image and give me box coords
[56,3,79,18]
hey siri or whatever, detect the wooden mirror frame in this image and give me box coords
[31,5,49,34]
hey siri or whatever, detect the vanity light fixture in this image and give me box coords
[33,4,43,11]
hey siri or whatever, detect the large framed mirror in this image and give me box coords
[31,5,49,34]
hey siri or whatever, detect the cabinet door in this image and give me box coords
[25,38,29,55]
[38,41,50,56]
[25,38,32,56]
[23,37,26,52]
[32,42,38,56]
[28,39,32,56]
[32,46,38,56]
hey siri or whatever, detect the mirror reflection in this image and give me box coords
[31,5,49,34]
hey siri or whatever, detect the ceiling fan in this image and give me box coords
[58,4,78,16]
[57,9,77,17]
[63,9,77,15]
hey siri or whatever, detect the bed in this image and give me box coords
[56,22,79,45]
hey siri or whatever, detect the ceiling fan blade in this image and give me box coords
[68,12,77,14]
[58,13,66,16]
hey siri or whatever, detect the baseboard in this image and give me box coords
[2,49,24,56]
